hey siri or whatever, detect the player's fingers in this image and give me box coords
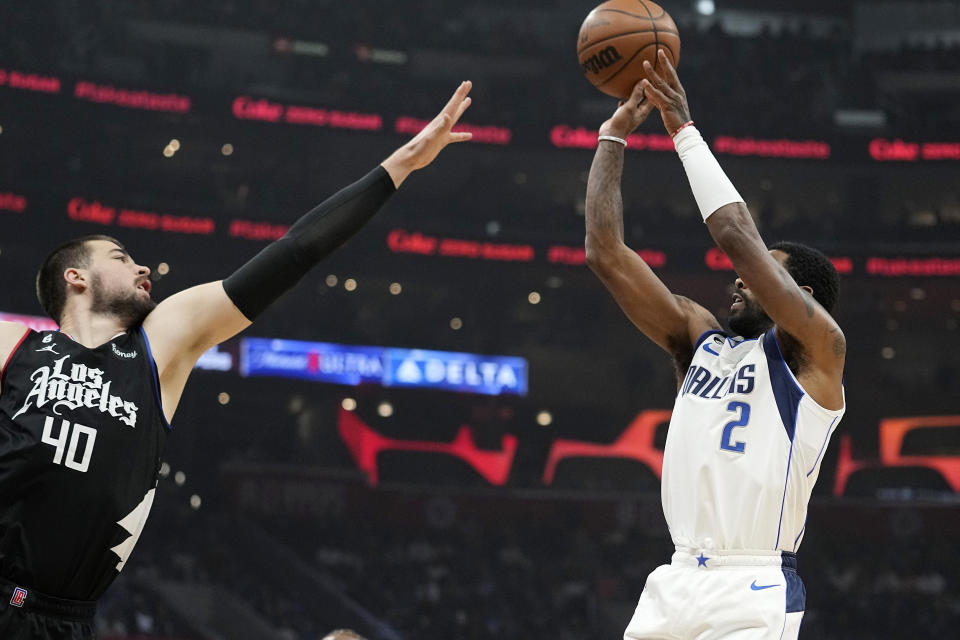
[627,81,646,106]
[430,113,453,135]
[636,97,655,118]
[658,49,683,92]
[642,60,679,100]
[639,79,670,108]
[452,96,472,124]
[641,60,666,88]
[448,131,473,143]
[625,83,652,119]
[442,81,472,117]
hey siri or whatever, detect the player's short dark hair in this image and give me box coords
[769,241,840,313]
[36,235,124,323]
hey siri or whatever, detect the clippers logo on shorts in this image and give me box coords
[10,354,139,428]
[10,587,27,607]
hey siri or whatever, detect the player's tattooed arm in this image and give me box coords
[667,295,724,385]
[585,84,720,358]
[586,81,653,246]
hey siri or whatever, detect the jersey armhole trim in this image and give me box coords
[139,327,173,430]
[763,330,805,441]
[693,329,726,349]
[767,328,846,417]
[0,327,32,383]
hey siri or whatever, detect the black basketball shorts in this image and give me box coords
[0,577,96,640]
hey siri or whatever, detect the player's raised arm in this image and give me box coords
[142,82,475,417]
[641,51,845,407]
[0,321,31,393]
[585,83,721,372]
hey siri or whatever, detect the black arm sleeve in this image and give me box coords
[222,165,396,320]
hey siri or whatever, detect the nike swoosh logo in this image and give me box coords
[750,581,779,591]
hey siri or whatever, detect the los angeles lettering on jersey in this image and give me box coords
[11,354,139,427]
[680,363,756,399]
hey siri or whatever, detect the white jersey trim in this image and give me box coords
[806,415,840,477]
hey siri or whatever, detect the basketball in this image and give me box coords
[577,0,681,99]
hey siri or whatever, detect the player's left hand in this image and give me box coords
[382,81,473,187]
[641,50,693,135]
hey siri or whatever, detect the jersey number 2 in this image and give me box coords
[720,401,750,453]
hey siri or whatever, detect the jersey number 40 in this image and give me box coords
[41,417,97,473]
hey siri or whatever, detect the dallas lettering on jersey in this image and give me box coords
[680,364,756,399]
[12,355,139,427]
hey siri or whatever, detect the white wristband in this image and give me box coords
[673,125,744,222]
[598,135,627,147]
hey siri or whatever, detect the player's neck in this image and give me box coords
[58,311,129,349]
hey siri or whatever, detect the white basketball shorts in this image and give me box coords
[623,548,805,640]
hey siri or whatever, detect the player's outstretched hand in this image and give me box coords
[599,81,654,139]
[641,50,692,135]
[382,81,473,187]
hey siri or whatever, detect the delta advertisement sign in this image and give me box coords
[240,338,527,396]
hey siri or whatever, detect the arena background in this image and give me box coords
[1,0,959,638]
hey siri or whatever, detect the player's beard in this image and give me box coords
[728,293,773,339]
[89,273,157,328]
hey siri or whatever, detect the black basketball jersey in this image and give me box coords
[0,327,169,601]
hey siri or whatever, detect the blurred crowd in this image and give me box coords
[96,577,197,640]
[93,493,960,640]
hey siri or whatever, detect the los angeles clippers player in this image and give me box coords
[0,82,475,639]
[585,52,845,639]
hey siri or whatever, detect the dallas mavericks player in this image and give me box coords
[585,52,845,639]
[0,82,474,639]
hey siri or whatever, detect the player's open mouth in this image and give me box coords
[137,281,151,294]
[731,293,743,311]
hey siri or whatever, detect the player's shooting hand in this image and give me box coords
[641,50,692,135]
[599,81,654,139]
[382,81,473,187]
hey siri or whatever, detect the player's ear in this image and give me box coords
[64,267,88,292]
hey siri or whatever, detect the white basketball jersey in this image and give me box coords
[662,330,844,553]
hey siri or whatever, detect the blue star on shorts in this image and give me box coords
[696,553,709,567]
